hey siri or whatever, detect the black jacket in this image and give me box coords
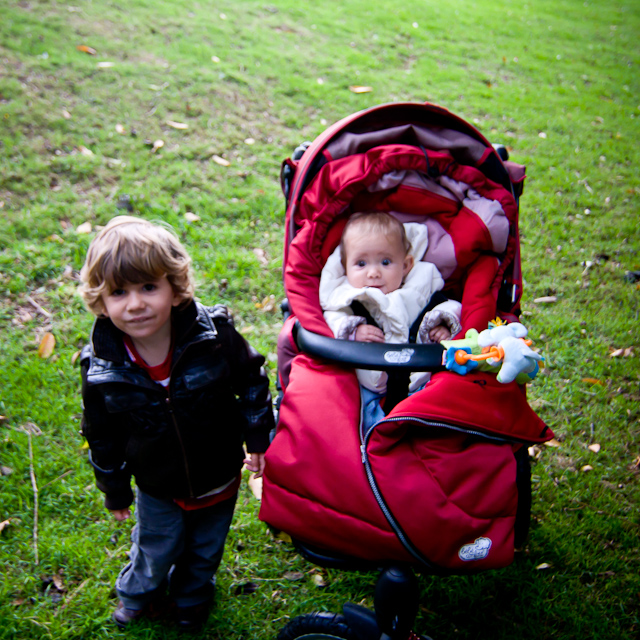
[81,301,274,510]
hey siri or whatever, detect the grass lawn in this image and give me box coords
[0,0,638,638]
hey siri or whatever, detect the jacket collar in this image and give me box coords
[90,300,213,364]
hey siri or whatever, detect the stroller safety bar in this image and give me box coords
[295,323,447,372]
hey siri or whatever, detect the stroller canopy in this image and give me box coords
[281,102,525,338]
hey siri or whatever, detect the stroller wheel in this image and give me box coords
[276,611,357,640]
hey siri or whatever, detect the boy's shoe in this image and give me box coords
[174,601,211,632]
[112,601,146,628]
[112,599,167,628]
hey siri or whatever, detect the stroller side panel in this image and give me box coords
[261,354,414,564]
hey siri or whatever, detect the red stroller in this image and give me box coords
[259,102,554,640]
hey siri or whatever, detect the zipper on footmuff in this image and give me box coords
[359,415,512,573]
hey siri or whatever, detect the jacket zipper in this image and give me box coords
[164,394,194,497]
[164,321,224,498]
[164,336,215,499]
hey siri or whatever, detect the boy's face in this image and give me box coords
[344,229,413,294]
[101,276,181,343]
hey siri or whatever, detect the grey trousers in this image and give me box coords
[116,488,237,609]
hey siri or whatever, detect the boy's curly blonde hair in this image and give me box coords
[79,216,195,316]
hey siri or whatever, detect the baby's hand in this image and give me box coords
[354,324,385,343]
[429,324,452,342]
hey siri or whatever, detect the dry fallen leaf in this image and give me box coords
[212,155,230,166]
[76,45,96,55]
[211,55,221,63]
[536,562,552,570]
[166,120,189,130]
[284,571,305,581]
[76,221,92,234]
[97,61,115,68]
[23,422,43,436]
[61,109,72,119]
[538,132,547,139]
[610,347,634,357]
[252,248,269,266]
[38,333,56,358]
[184,212,200,223]
[244,137,255,145]
[255,295,276,313]
[115,123,125,134]
[275,531,292,543]
[52,574,67,592]
[581,464,594,472]
[581,378,603,385]
[151,139,164,153]
[71,350,81,366]
[588,443,601,453]
[544,438,562,448]
[349,85,373,93]
[312,573,328,587]
[0,520,11,534]
[533,296,557,303]
[78,145,94,157]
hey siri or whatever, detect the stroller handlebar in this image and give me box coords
[295,324,447,372]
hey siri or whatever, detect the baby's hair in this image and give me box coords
[340,211,410,268]
[79,216,195,316]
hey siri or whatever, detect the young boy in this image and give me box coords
[319,211,461,428]
[78,216,274,630]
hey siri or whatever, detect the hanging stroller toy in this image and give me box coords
[259,101,554,640]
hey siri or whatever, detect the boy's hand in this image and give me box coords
[244,452,266,478]
[429,325,452,342]
[354,324,385,343]
[110,507,131,521]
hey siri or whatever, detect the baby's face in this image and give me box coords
[343,230,413,294]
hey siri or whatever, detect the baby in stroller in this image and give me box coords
[320,211,461,430]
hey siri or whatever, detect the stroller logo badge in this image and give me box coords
[384,348,414,364]
[458,537,492,561]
